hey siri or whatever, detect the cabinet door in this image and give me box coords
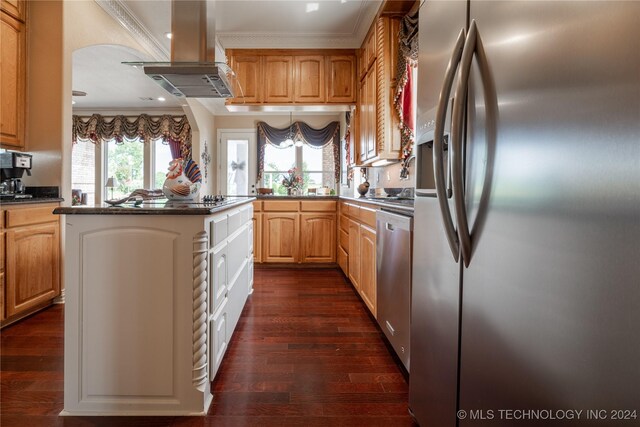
[264,56,294,103]
[327,55,356,103]
[0,12,25,149]
[210,243,227,314]
[229,54,262,103]
[5,222,60,317]
[359,225,377,317]
[300,213,336,263]
[358,76,368,163]
[365,67,377,160]
[1,0,25,21]
[263,213,299,263]
[348,219,361,290]
[294,55,325,103]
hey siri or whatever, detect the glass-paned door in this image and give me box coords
[219,131,256,195]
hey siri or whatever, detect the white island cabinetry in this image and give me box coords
[57,200,254,416]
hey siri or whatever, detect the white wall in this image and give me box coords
[184,100,216,195]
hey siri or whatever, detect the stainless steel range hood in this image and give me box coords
[143,0,234,98]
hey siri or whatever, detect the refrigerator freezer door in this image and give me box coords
[411,3,467,427]
[459,1,640,423]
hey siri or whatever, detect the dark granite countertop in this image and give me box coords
[53,197,254,215]
[255,195,338,200]
[1,197,64,206]
[339,195,414,214]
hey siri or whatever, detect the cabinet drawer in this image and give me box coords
[348,204,361,220]
[339,214,349,232]
[339,229,349,252]
[211,214,228,247]
[252,201,262,212]
[228,209,242,233]
[263,200,299,212]
[5,205,57,228]
[360,206,377,228]
[210,298,229,377]
[301,200,336,212]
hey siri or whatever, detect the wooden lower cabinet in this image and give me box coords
[359,225,377,317]
[263,213,299,263]
[348,219,361,291]
[5,222,60,317]
[300,213,336,263]
[338,200,379,318]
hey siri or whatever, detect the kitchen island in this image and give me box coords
[54,198,254,416]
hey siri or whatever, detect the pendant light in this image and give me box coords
[280,112,295,148]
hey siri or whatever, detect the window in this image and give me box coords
[262,142,335,194]
[71,139,96,205]
[153,140,173,189]
[105,140,144,199]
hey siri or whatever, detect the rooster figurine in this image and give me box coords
[162,158,202,201]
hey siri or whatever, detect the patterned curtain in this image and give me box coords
[256,121,340,182]
[72,114,192,159]
[393,8,419,167]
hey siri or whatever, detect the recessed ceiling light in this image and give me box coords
[306,2,319,13]
[165,32,172,39]
[157,97,166,102]
[341,0,347,3]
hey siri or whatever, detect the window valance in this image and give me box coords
[72,114,192,159]
[394,8,419,168]
[257,121,340,182]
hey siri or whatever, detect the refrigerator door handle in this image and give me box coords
[451,20,479,267]
[434,27,466,263]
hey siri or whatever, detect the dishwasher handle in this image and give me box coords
[377,211,413,233]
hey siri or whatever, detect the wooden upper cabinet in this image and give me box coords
[264,56,294,103]
[0,11,25,149]
[294,56,325,103]
[1,0,25,22]
[327,55,356,103]
[229,54,262,104]
[226,49,356,105]
[300,213,336,263]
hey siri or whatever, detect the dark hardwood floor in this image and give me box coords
[1,268,416,426]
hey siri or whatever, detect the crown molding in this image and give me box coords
[94,0,170,61]
[217,33,361,49]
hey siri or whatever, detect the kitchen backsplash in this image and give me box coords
[345,160,416,197]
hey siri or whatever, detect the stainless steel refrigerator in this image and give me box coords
[411,1,640,426]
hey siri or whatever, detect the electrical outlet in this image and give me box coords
[376,173,380,183]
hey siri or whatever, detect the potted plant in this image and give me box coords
[281,168,303,196]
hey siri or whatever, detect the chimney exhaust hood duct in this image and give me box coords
[142,0,235,98]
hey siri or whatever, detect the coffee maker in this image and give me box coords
[0,152,32,200]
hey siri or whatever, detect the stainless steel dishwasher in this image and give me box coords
[376,209,413,371]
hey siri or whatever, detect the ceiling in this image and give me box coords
[72,0,381,113]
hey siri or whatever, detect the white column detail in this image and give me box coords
[192,231,209,391]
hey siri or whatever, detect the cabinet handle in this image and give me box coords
[451,20,481,267]
[433,28,466,263]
